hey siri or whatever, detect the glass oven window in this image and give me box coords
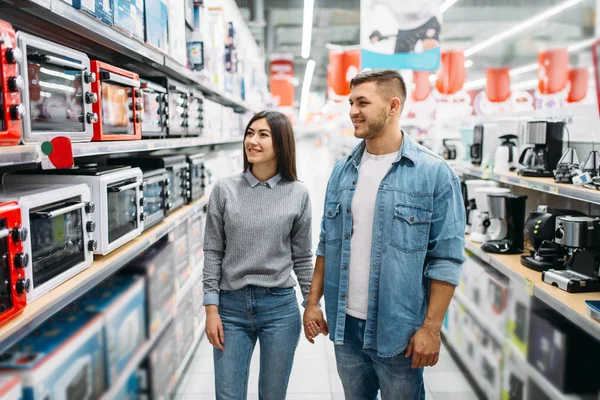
[170,167,184,205]
[0,219,12,314]
[26,48,84,132]
[100,76,135,135]
[142,90,161,132]
[191,163,202,197]
[66,364,89,400]
[30,199,85,287]
[145,179,163,218]
[107,180,139,243]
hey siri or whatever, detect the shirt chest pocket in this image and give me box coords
[390,204,432,253]
[324,202,343,244]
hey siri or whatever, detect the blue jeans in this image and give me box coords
[335,315,426,400]
[214,286,301,400]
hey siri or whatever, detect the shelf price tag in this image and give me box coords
[519,179,528,188]
[524,278,535,297]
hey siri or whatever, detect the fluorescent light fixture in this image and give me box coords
[509,63,538,76]
[568,37,596,52]
[301,0,315,59]
[464,0,585,57]
[429,74,437,83]
[299,60,315,121]
[511,78,539,91]
[441,0,459,13]
[464,60,474,68]
[463,78,487,91]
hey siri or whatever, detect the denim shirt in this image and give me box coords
[316,133,466,357]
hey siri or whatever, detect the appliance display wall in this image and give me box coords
[0,21,24,146]
[141,168,170,230]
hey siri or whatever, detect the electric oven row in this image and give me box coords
[0,19,246,146]
[0,210,207,400]
[0,147,241,329]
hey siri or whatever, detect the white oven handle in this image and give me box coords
[100,72,140,88]
[31,202,85,219]
[108,181,140,193]
[32,54,86,71]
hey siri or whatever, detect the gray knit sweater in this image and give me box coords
[202,171,313,306]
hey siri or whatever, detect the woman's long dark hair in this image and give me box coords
[243,111,298,182]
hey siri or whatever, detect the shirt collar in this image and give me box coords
[348,131,418,167]
[245,169,282,188]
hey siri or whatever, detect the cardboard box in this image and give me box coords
[114,0,145,40]
[501,345,529,400]
[168,0,188,65]
[506,278,532,358]
[112,370,140,400]
[189,209,206,268]
[170,219,191,293]
[192,272,205,338]
[174,293,194,367]
[481,267,509,338]
[62,0,114,25]
[140,322,176,400]
[73,275,146,385]
[144,0,169,53]
[0,377,22,400]
[477,332,503,399]
[0,311,106,399]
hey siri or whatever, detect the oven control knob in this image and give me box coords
[12,227,27,242]
[186,190,191,199]
[6,48,22,64]
[86,221,96,233]
[84,72,96,83]
[140,182,147,192]
[85,92,98,104]
[88,240,98,252]
[140,198,147,207]
[9,104,25,120]
[166,202,172,211]
[162,190,171,198]
[14,253,28,268]
[16,279,30,294]
[87,112,99,124]
[8,75,24,92]
[85,202,96,213]
[140,212,147,222]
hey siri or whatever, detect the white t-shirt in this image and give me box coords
[347,150,399,320]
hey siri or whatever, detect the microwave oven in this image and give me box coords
[149,78,193,137]
[16,32,97,144]
[108,155,190,213]
[0,184,95,303]
[90,61,143,141]
[4,165,144,256]
[141,168,170,230]
[0,21,24,146]
[152,149,206,203]
[0,201,27,325]
[140,80,168,137]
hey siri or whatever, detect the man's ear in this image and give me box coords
[390,97,402,115]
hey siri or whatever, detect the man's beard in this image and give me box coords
[355,110,388,139]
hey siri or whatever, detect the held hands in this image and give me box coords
[405,323,441,369]
[205,305,225,351]
[303,305,329,344]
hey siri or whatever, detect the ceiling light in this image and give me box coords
[441,0,459,13]
[429,74,437,83]
[464,60,474,68]
[511,78,539,91]
[301,0,315,59]
[568,38,597,52]
[509,63,538,76]
[299,60,315,121]
[463,78,487,91]
[464,0,585,57]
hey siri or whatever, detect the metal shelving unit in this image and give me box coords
[0,196,209,354]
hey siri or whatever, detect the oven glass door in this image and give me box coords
[66,364,90,400]
[0,219,12,315]
[26,48,85,133]
[167,168,185,211]
[30,199,85,287]
[144,177,166,227]
[188,97,202,134]
[168,90,187,134]
[100,76,135,136]
[190,161,203,200]
[107,180,139,244]
[142,89,163,134]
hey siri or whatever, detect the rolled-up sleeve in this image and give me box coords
[424,166,466,286]
[202,183,225,306]
[291,190,314,301]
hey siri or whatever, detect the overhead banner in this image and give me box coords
[327,45,361,101]
[269,56,294,108]
[360,0,442,71]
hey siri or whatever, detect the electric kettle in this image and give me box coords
[494,134,519,172]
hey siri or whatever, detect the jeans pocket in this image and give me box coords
[390,204,431,253]
[267,287,295,296]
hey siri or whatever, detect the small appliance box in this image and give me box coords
[0,376,22,400]
[139,322,176,400]
[124,238,176,337]
[113,370,140,400]
[63,0,114,25]
[114,0,145,41]
[459,313,481,372]
[528,309,600,394]
[144,0,169,53]
[481,267,509,337]
[189,209,206,268]
[174,293,194,367]
[502,345,529,400]
[0,311,106,400]
[191,273,205,338]
[168,0,188,65]
[72,275,146,386]
[477,333,503,399]
[506,278,531,358]
[170,219,191,293]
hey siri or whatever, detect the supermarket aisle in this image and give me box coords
[176,136,478,399]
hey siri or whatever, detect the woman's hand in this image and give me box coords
[205,305,225,351]
[303,304,328,344]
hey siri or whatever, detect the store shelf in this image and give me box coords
[100,317,175,400]
[454,163,600,206]
[452,291,504,345]
[176,260,204,308]
[0,196,209,354]
[464,237,600,342]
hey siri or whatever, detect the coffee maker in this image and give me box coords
[481,193,528,254]
[464,180,499,234]
[470,187,511,243]
[518,121,564,177]
[521,206,586,271]
[470,123,501,168]
[494,134,519,173]
[542,216,600,293]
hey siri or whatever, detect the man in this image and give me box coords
[303,69,465,399]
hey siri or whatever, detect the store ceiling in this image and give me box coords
[235,0,596,105]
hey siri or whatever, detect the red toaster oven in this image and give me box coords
[0,20,24,146]
[90,61,142,141]
[0,201,28,325]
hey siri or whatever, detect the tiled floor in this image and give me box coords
[175,137,479,399]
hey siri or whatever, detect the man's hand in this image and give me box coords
[303,304,329,344]
[405,324,441,369]
[205,305,225,351]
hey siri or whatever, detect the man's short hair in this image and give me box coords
[350,69,407,103]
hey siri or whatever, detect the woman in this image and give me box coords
[203,111,313,400]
